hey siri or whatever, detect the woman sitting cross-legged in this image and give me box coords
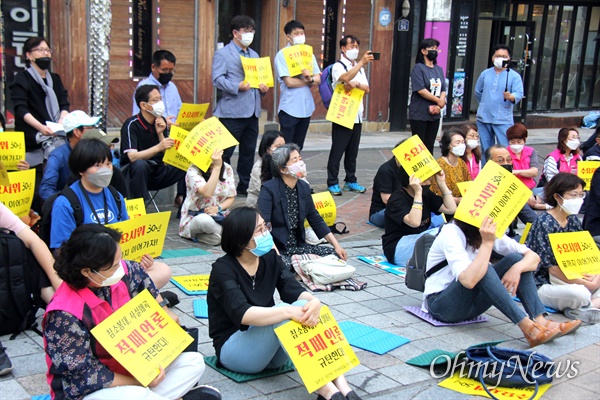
[207,207,361,400]
[424,216,581,347]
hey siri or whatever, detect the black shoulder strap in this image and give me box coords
[61,187,83,227]
[107,185,123,221]
[424,224,448,279]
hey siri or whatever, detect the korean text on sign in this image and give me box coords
[305,191,337,228]
[175,103,210,132]
[326,84,364,130]
[171,275,210,294]
[163,126,193,172]
[91,289,193,387]
[282,44,314,77]
[0,168,35,217]
[548,231,600,279]
[577,161,600,189]
[392,135,441,182]
[107,211,171,261]
[125,198,146,219]
[0,132,25,170]
[274,305,359,393]
[438,372,551,400]
[240,56,274,88]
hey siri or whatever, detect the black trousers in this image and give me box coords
[410,119,441,154]
[127,160,186,201]
[278,110,311,150]
[220,116,259,192]
[327,122,362,187]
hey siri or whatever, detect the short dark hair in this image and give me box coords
[258,130,284,158]
[135,84,160,108]
[492,44,512,57]
[24,37,47,67]
[416,38,440,64]
[284,20,305,35]
[507,123,528,141]
[556,127,579,154]
[69,138,112,175]
[544,172,586,208]
[54,224,122,289]
[340,35,360,49]
[220,207,260,257]
[231,15,255,32]
[440,128,465,157]
[484,144,507,163]
[152,50,176,66]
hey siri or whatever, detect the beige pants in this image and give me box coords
[537,274,600,311]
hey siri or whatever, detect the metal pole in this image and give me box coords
[193,0,199,104]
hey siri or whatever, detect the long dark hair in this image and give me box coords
[453,220,483,250]
[200,163,225,182]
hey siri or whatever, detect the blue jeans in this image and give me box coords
[477,121,512,163]
[219,300,307,374]
[369,209,386,228]
[427,253,546,324]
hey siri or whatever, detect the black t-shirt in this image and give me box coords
[207,249,305,359]
[370,158,404,216]
[382,186,443,263]
[120,114,165,166]
[408,63,446,122]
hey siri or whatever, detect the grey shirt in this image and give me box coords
[409,63,446,121]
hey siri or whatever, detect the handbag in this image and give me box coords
[465,345,555,400]
[299,255,356,285]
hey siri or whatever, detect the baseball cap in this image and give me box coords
[63,110,100,133]
[82,129,119,145]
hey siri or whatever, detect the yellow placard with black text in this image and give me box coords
[107,211,171,261]
[175,103,209,132]
[304,191,337,228]
[548,231,600,279]
[326,84,364,130]
[0,132,25,170]
[282,44,314,77]
[171,275,210,294]
[392,135,442,182]
[240,56,274,88]
[454,161,531,238]
[0,169,35,217]
[577,160,600,189]
[91,289,193,387]
[125,198,146,219]
[274,305,359,393]
[438,372,550,400]
[163,126,193,172]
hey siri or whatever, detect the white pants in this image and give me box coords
[83,352,205,400]
[537,274,600,311]
[188,214,222,238]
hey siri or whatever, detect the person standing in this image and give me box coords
[409,38,446,154]
[212,15,269,196]
[326,35,373,196]
[475,44,524,162]
[274,20,321,150]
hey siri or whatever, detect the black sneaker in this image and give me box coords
[183,385,222,400]
[0,342,13,376]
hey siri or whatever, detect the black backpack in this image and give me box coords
[405,226,448,292]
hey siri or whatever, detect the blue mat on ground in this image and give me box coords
[357,255,405,277]
[513,297,557,314]
[403,306,488,326]
[157,248,211,259]
[193,298,208,318]
[339,320,410,355]
[204,356,294,382]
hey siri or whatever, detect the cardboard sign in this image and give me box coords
[519,222,532,245]
[0,169,35,217]
[91,289,192,387]
[304,191,336,228]
[178,117,239,172]
[0,162,10,186]
[577,160,600,189]
[392,135,442,182]
[548,231,600,279]
[457,181,473,196]
[326,84,364,130]
[107,211,171,261]
[0,132,25,170]
[163,126,193,172]
[240,56,274,88]
[454,162,531,238]
[274,305,359,393]
[281,44,314,77]
[438,372,550,400]
[125,198,147,219]
[171,275,210,294]
[175,103,209,132]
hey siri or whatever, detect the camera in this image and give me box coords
[502,60,519,69]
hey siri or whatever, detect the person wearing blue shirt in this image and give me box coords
[274,20,321,150]
[212,15,269,196]
[475,44,524,163]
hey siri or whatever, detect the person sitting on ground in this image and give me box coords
[258,144,348,269]
[541,127,582,183]
[44,224,221,400]
[461,124,482,180]
[179,149,236,246]
[526,173,600,322]
[246,130,285,208]
[368,141,405,228]
[207,207,360,400]
[583,126,600,161]
[50,138,171,288]
[429,128,470,205]
[424,216,581,347]
[382,167,456,266]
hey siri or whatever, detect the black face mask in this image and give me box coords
[501,164,513,173]
[34,57,52,70]
[427,50,438,61]
[157,72,173,85]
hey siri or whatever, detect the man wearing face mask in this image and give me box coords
[475,44,524,163]
[121,85,186,201]
[212,15,269,197]
[274,20,321,150]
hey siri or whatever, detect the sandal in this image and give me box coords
[524,321,561,348]
[541,318,582,336]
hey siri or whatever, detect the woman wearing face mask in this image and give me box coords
[526,173,600,322]
[258,144,348,269]
[207,207,360,400]
[506,124,539,189]
[541,127,582,184]
[430,129,470,206]
[409,38,447,153]
[246,131,286,208]
[460,125,482,180]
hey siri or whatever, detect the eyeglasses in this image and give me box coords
[254,222,272,236]
[561,192,586,199]
[31,47,52,54]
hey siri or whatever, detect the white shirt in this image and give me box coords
[331,57,369,123]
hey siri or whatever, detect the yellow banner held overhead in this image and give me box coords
[125,198,146,219]
[163,126,193,172]
[548,231,600,280]
[274,305,359,393]
[91,289,193,387]
[454,161,531,238]
[304,191,337,228]
[175,103,210,132]
[0,169,35,217]
[282,44,314,77]
[178,117,239,172]
[326,84,364,130]
[0,162,10,186]
[438,372,550,400]
[240,56,274,88]
[392,135,442,183]
[107,211,171,261]
[0,132,25,170]
[577,160,600,189]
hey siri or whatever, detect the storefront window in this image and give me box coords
[565,7,587,109]
[536,5,558,111]
[528,5,544,111]
[552,6,573,109]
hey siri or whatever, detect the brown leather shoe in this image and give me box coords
[542,319,582,337]
[524,321,562,348]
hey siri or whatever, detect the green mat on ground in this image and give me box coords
[203,356,295,382]
[406,340,506,367]
[158,248,211,259]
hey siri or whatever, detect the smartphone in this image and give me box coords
[370,52,381,60]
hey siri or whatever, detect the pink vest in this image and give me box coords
[508,146,536,189]
[465,154,480,179]
[547,148,580,174]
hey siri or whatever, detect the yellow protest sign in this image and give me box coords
[125,198,146,219]
[0,132,25,170]
[0,169,35,217]
[438,372,550,400]
[454,161,531,238]
[326,84,364,130]
[577,160,600,189]
[304,191,337,228]
[171,275,210,294]
[548,231,600,279]
[178,117,239,172]
[457,181,473,196]
[240,56,274,88]
[275,305,359,393]
[519,222,532,245]
[107,211,171,261]
[91,289,192,387]
[175,103,209,132]
[0,162,10,186]
[163,126,193,172]
[282,44,314,77]
[392,135,442,182]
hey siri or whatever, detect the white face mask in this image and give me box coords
[240,32,254,47]
[509,144,524,154]
[451,143,466,157]
[345,48,359,61]
[467,139,479,149]
[90,264,125,287]
[292,35,306,45]
[494,57,508,69]
[566,139,580,151]
[559,196,584,216]
[148,100,165,117]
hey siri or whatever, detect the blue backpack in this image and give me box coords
[318,61,347,109]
